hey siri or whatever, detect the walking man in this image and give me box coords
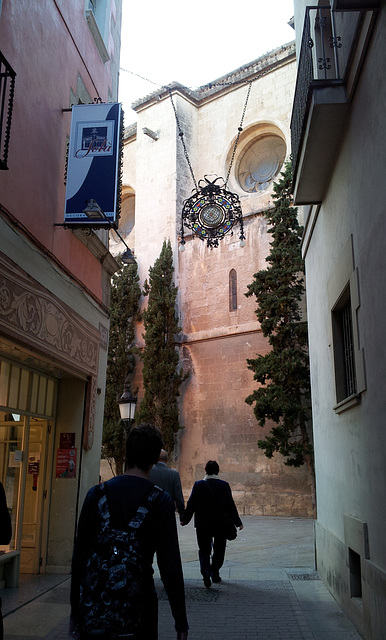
[182,460,243,588]
[149,450,185,522]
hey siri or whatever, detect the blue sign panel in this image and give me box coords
[64,103,121,227]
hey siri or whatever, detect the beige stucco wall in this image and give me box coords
[296,3,386,637]
[303,4,386,571]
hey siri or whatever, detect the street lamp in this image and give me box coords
[82,200,137,265]
[121,247,136,264]
[118,384,137,432]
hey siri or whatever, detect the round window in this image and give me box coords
[237,135,286,193]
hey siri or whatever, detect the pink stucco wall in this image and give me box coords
[0,0,120,301]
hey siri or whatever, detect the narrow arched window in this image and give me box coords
[229,269,237,311]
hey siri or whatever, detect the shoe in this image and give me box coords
[203,575,211,589]
[211,573,221,583]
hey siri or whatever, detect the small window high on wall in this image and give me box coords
[332,289,357,402]
[327,237,366,413]
[229,269,237,311]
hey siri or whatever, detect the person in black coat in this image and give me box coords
[181,460,243,588]
[0,481,12,640]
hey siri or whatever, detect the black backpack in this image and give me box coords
[78,482,162,638]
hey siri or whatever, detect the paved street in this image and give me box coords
[1,516,362,639]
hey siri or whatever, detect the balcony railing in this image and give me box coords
[291,5,364,185]
[0,52,16,171]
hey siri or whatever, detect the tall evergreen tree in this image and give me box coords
[245,162,314,478]
[136,240,187,452]
[102,260,141,475]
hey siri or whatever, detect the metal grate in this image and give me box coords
[288,573,320,581]
[341,301,357,397]
[0,51,16,170]
[157,586,219,602]
[290,5,345,181]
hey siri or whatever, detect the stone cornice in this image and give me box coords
[131,41,296,113]
[177,322,262,345]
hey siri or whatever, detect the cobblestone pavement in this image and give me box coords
[1,516,362,639]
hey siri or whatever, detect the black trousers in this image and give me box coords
[195,526,227,578]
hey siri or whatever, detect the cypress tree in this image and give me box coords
[102,260,141,475]
[136,240,187,452]
[245,162,314,478]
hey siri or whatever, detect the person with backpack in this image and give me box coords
[70,424,189,640]
[181,460,243,589]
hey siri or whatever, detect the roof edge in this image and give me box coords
[131,40,296,113]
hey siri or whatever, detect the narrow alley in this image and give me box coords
[2,516,361,640]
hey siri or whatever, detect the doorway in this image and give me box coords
[20,418,51,573]
[0,414,52,574]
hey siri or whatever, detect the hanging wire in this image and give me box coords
[168,80,253,192]
[119,67,255,192]
[224,80,253,189]
[168,88,199,191]
[119,66,254,92]
[119,67,269,191]
[119,67,162,88]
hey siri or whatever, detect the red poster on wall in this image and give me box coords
[56,448,77,478]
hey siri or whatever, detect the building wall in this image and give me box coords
[0,0,122,580]
[1,0,121,302]
[178,330,312,517]
[293,2,386,637]
[122,44,314,517]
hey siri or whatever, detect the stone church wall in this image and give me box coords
[121,42,314,517]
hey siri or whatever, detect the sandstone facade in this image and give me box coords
[120,42,313,517]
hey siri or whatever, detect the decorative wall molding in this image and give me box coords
[0,252,99,378]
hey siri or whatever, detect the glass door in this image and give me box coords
[20,419,50,573]
[0,413,25,554]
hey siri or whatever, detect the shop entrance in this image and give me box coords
[0,413,54,575]
[0,356,57,578]
[20,418,51,573]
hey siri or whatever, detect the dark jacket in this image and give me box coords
[0,482,11,545]
[148,462,185,518]
[71,474,188,637]
[182,477,242,530]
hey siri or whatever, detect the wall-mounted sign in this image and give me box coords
[56,448,77,478]
[60,432,76,449]
[9,451,23,467]
[64,103,122,228]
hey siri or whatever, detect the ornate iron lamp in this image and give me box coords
[180,176,245,249]
[118,384,137,432]
[169,82,252,250]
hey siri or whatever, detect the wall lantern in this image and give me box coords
[82,199,137,265]
[118,384,137,431]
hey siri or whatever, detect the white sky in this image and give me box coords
[118,0,295,123]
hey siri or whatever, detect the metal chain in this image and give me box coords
[224,80,253,188]
[169,79,253,192]
[168,89,198,191]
